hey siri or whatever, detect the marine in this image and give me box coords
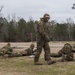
[0,43,13,57]
[51,43,74,62]
[34,13,56,65]
[20,43,35,56]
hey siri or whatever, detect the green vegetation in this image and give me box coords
[0,56,75,75]
[0,6,75,42]
[0,17,75,42]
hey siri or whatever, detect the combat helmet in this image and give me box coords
[7,42,11,46]
[30,44,35,49]
[43,13,50,19]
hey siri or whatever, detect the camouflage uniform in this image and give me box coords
[51,43,74,61]
[0,43,13,57]
[34,14,56,65]
[20,44,35,56]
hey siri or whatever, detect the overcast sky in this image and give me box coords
[0,0,75,23]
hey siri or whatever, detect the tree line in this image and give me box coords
[0,5,75,42]
[0,16,75,42]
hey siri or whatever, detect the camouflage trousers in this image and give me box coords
[51,52,74,61]
[34,41,51,62]
[51,53,62,57]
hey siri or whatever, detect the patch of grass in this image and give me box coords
[0,41,75,75]
[0,56,75,75]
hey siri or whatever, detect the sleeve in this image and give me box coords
[37,22,49,41]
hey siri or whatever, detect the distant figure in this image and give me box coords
[34,13,56,65]
[51,43,74,62]
[20,43,35,56]
[0,43,13,57]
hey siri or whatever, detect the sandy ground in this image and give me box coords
[0,42,64,52]
[0,42,65,57]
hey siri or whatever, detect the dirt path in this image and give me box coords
[0,42,64,52]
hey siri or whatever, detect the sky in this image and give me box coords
[0,0,75,23]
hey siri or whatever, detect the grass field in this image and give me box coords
[0,41,75,75]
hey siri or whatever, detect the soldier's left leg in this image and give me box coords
[43,42,51,61]
[43,42,56,65]
[51,53,62,57]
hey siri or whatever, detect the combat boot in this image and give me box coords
[34,62,43,65]
[47,60,56,65]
